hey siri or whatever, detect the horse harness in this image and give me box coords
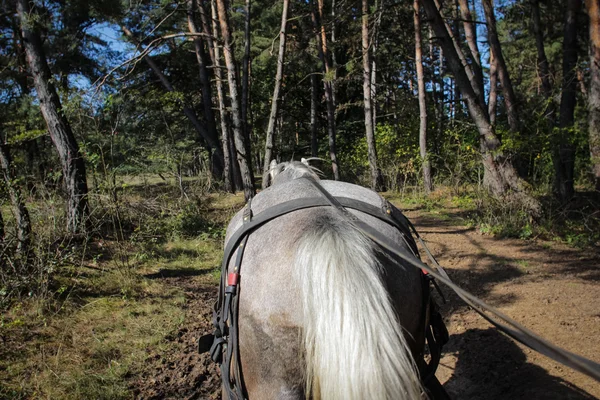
[204,177,449,400]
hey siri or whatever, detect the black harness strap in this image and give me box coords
[221,196,418,270]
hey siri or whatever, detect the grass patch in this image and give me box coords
[1,180,244,399]
[0,259,186,399]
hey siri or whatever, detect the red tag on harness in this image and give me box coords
[228,273,240,286]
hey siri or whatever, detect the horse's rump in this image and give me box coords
[224,178,425,399]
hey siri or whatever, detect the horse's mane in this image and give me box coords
[265,159,321,187]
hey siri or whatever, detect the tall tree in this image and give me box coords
[482,0,520,133]
[120,26,225,178]
[556,0,582,201]
[263,0,290,185]
[241,0,252,141]
[200,0,236,192]
[414,0,432,193]
[458,0,484,95]
[362,0,383,190]
[186,0,220,165]
[421,0,538,210]
[586,0,600,190]
[311,0,340,179]
[16,0,89,233]
[215,0,256,200]
[531,0,554,104]
[488,52,498,126]
[311,73,319,158]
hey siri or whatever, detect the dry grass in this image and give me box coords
[0,178,243,399]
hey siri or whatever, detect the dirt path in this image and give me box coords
[407,211,600,400]
[133,211,600,399]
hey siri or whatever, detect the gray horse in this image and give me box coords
[223,160,426,399]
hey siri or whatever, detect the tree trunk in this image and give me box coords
[215,0,256,200]
[311,0,340,180]
[311,73,319,157]
[242,0,252,142]
[531,0,554,101]
[16,0,89,234]
[482,0,520,132]
[421,0,537,209]
[556,0,582,201]
[262,0,290,186]
[488,52,498,127]
[432,0,486,108]
[0,143,31,253]
[458,0,484,96]
[362,0,384,190]
[531,0,556,181]
[437,45,445,146]
[587,0,600,190]
[371,0,383,133]
[121,26,225,178]
[202,0,235,192]
[414,0,433,193]
[331,0,338,108]
[186,0,222,178]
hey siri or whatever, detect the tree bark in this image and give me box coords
[437,43,445,145]
[187,0,222,178]
[414,0,433,193]
[16,0,89,234]
[201,0,235,192]
[531,0,556,171]
[0,143,31,253]
[311,73,319,157]
[371,0,383,133]
[311,0,340,180]
[121,26,225,178]
[556,0,582,201]
[242,0,252,141]
[587,0,600,190]
[421,0,536,207]
[482,0,520,133]
[432,0,486,108]
[362,0,384,190]
[531,0,554,101]
[262,0,290,186]
[215,0,256,200]
[458,0,484,97]
[488,52,498,127]
[331,0,338,108]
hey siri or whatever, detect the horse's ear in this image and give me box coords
[301,157,309,166]
[267,159,279,186]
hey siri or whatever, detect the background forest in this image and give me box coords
[0,0,599,397]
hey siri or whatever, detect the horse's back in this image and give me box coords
[224,180,424,399]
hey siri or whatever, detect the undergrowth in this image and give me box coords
[0,175,244,399]
[392,185,600,248]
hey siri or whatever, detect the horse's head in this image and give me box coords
[263,158,320,188]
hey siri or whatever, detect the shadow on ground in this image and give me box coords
[441,328,596,400]
[144,268,213,279]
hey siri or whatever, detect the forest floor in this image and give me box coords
[1,186,599,399]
